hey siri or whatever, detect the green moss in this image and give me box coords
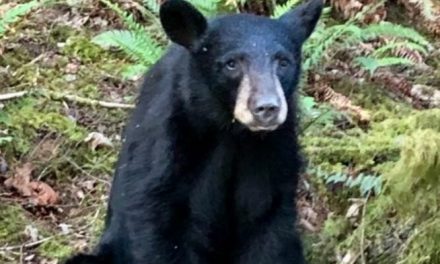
[331,78,412,117]
[304,109,440,172]
[305,216,350,264]
[0,205,29,244]
[38,238,73,260]
[62,36,107,63]
[0,97,85,154]
[314,109,440,263]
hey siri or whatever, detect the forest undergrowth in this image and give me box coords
[0,0,439,263]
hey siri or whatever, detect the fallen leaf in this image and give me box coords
[84,132,113,150]
[4,162,59,206]
[4,163,34,197]
[29,181,59,206]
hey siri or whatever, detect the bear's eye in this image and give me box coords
[226,60,237,70]
[278,58,290,68]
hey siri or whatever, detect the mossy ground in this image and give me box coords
[1,1,440,264]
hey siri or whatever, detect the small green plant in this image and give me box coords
[302,1,430,75]
[0,0,44,37]
[93,0,224,79]
[92,0,164,78]
[272,0,302,18]
[310,167,382,196]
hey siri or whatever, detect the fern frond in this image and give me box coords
[100,0,146,33]
[144,0,160,14]
[121,64,149,79]
[92,30,163,65]
[303,23,362,71]
[354,56,416,75]
[372,41,428,57]
[272,0,302,18]
[362,22,430,47]
[0,0,41,36]
[190,0,222,17]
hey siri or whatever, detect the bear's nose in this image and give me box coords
[251,99,280,124]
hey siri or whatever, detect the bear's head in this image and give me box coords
[160,0,323,132]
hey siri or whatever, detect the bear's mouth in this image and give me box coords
[247,124,280,132]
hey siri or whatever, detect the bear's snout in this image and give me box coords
[233,73,288,131]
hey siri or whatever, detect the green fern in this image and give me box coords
[100,0,151,32]
[372,41,428,57]
[144,0,160,14]
[92,30,163,65]
[362,22,430,47]
[354,57,416,75]
[94,0,165,77]
[302,10,429,75]
[144,0,221,16]
[0,0,42,37]
[94,0,225,79]
[310,167,382,196]
[272,0,302,18]
[121,64,149,80]
[188,0,221,17]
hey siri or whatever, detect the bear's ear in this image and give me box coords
[160,0,208,49]
[278,0,323,43]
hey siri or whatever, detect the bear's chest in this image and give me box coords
[183,136,284,227]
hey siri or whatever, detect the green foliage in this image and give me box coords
[354,57,416,75]
[0,98,85,154]
[311,167,382,196]
[302,2,430,75]
[386,129,440,217]
[372,41,429,57]
[0,205,28,244]
[299,96,338,133]
[304,109,440,174]
[0,0,42,37]
[188,0,222,17]
[361,22,430,47]
[93,0,225,79]
[93,0,166,78]
[311,109,440,264]
[38,239,73,259]
[92,30,162,65]
[272,0,302,18]
[144,0,160,14]
[92,0,164,76]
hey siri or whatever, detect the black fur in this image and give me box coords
[65,0,322,263]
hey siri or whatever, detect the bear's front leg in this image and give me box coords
[236,195,305,264]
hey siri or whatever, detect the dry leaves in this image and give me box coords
[4,163,59,206]
[397,0,440,36]
[311,77,371,123]
[330,0,387,23]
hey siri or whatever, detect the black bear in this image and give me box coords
[65,0,322,263]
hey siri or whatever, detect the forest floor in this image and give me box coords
[1,1,440,264]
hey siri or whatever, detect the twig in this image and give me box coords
[0,91,29,101]
[0,236,52,251]
[49,92,135,109]
[0,90,135,109]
